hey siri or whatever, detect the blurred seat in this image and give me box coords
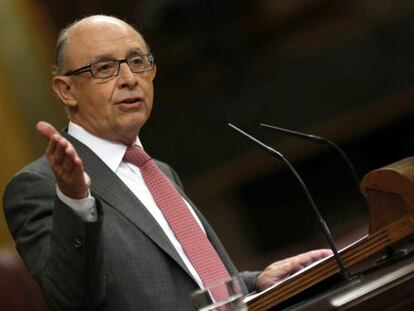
[0,249,49,310]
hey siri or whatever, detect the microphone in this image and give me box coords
[259,123,363,199]
[227,123,352,282]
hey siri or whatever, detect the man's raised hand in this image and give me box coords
[36,121,90,199]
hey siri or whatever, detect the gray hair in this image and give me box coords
[53,19,79,75]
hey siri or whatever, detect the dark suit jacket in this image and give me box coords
[3,134,258,311]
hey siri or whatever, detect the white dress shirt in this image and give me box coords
[57,122,205,288]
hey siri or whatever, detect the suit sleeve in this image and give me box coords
[3,169,105,311]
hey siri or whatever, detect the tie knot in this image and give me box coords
[124,145,151,168]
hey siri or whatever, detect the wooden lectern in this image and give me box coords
[246,157,414,310]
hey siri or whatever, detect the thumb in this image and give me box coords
[36,121,59,141]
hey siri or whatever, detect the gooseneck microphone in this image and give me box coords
[259,123,362,197]
[227,123,352,282]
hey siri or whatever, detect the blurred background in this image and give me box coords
[2,0,414,272]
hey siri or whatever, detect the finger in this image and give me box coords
[286,259,306,274]
[46,134,59,156]
[55,137,70,166]
[71,153,87,183]
[274,256,311,275]
[295,249,333,267]
[36,121,59,141]
[320,249,334,257]
[48,135,69,168]
[306,249,333,261]
[59,144,77,175]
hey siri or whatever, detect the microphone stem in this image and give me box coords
[273,149,351,281]
[326,140,361,193]
[259,123,364,202]
[228,123,351,282]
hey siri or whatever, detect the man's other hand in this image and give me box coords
[256,249,333,291]
[36,121,90,199]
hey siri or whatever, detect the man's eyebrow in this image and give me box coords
[90,54,116,64]
[90,48,147,64]
[126,48,147,57]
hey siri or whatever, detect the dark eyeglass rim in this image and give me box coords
[63,53,155,78]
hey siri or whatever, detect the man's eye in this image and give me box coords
[130,56,144,65]
[95,62,116,72]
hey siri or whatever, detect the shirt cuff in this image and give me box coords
[56,186,97,222]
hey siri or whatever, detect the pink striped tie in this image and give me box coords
[123,145,231,289]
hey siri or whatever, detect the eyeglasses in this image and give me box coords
[64,53,155,79]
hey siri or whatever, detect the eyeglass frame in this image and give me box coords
[63,52,155,79]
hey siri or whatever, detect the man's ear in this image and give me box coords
[149,64,157,80]
[52,76,78,108]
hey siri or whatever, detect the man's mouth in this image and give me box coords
[115,97,145,111]
[117,97,144,105]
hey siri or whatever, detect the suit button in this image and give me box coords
[74,237,83,248]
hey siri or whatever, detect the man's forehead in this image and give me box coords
[65,19,146,63]
[69,15,140,36]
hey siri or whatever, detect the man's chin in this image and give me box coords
[115,119,147,140]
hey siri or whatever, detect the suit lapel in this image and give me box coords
[64,133,195,281]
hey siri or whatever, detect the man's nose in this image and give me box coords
[117,62,138,88]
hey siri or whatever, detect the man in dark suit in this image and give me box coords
[3,15,330,310]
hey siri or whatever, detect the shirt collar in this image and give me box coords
[68,121,142,172]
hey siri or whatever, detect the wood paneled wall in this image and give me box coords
[0,0,65,248]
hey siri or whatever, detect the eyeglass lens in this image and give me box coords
[91,55,153,78]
